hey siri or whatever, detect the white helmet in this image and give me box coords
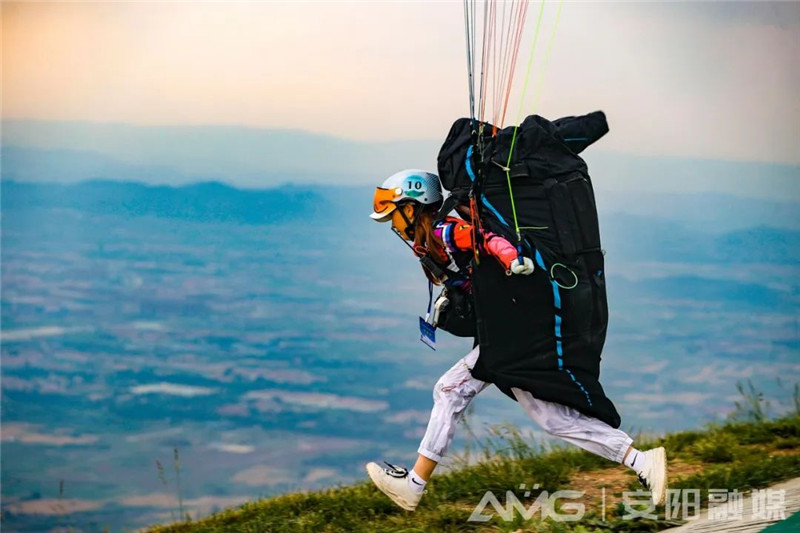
[370,169,443,221]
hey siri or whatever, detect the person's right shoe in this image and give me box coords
[637,447,668,506]
[366,461,423,511]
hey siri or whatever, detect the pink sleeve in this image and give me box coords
[483,232,517,270]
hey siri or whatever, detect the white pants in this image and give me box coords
[417,346,633,464]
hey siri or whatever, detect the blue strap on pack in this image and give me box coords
[419,281,436,350]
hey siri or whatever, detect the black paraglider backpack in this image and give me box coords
[436,111,609,269]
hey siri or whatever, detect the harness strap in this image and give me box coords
[426,280,434,318]
[433,194,464,226]
[465,144,487,264]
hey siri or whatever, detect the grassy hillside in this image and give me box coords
[147,389,800,532]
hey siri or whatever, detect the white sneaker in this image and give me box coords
[366,461,423,511]
[637,447,668,506]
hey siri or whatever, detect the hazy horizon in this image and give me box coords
[4,118,800,204]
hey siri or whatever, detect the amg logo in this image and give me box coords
[468,485,585,522]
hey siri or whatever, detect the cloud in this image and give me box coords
[231,465,292,487]
[2,375,73,395]
[131,321,167,331]
[623,392,713,406]
[1,423,99,446]
[208,442,255,455]
[120,492,250,515]
[403,378,433,390]
[233,368,323,385]
[1,326,89,342]
[243,390,388,413]
[129,382,217,397]
[3,498,104,515]
[386,409,430,425]
[681,363,755,386]
[639,361,669,374]
[302,468,338,485]
[124,427,186,443]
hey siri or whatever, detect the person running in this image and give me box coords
[365,168,667,512]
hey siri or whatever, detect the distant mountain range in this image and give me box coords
[600,213,800,264]
[1,179,325,225]
[3,179,799,265]
[1,121,437,187]
[596,190,800,233]
[614,274,797,310]
[3,120,800,202]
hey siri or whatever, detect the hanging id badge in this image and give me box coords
[419,281,436,350]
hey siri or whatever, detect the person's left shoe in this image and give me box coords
[636,447,668,506]
[366,461,423,511]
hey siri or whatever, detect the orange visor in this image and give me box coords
[370,186,403,220]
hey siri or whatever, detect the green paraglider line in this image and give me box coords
[530,0,565,115]
[503,0,564,257]
[510,0,547,151]
[503,0,547,250]
[461,0,565,258]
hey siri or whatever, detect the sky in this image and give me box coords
[2,1,800,166]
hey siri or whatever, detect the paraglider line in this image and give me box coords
[530,0,565,114]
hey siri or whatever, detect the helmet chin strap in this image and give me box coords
[397,203,418,240]
[391,204,421,249]
[392,226,413,247]
[391,226,449,283]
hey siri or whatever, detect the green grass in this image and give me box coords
[671,454,800,500]
[147,385,800,533]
